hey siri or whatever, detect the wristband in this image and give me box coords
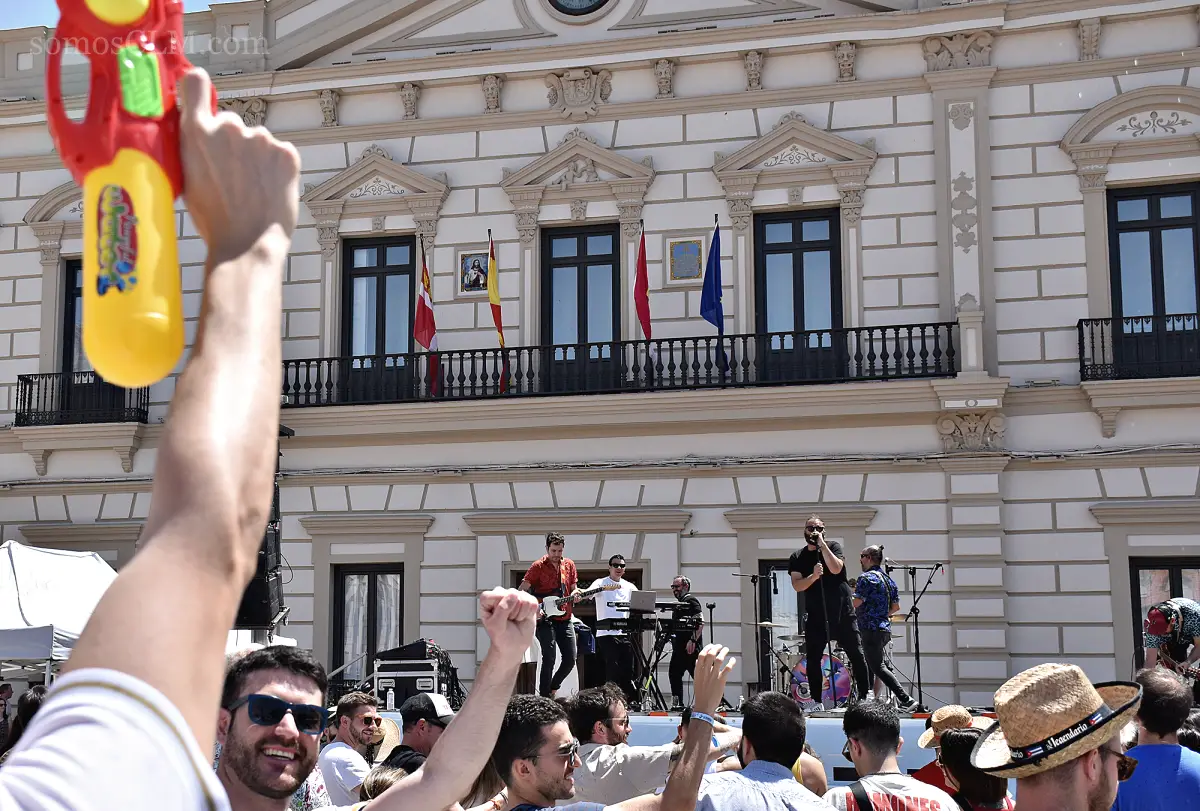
[689,710,716,727]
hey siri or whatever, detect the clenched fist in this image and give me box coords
[480,588,539,662]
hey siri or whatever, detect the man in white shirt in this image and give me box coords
[319,692,383,805]
[591,555,639,704]
[0,66,541,811]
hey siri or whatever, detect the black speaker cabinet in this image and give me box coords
[235,569,283,628]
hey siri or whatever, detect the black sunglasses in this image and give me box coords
[227,693,329,735]
[611,563,626,568]
[1101,747,1138,782]
[842,739,853,762]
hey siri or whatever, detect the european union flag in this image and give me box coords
[699,217,728,372]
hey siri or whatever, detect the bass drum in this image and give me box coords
[789,654,852,708]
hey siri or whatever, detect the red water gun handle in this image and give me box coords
[47,0,217,197]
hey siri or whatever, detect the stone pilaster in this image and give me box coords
[307,200,344,357]
[1065,143,1115,317]
[31,221,65,371]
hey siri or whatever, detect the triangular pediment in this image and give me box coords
[354,0,552,56]
[714,111,877,175]
[303,144,448,205]
[614,0,823,31]
[500,128,654,195]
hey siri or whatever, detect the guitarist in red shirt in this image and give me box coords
[520,532,582,697]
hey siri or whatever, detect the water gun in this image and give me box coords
[46,0,216,389]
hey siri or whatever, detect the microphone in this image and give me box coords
[885,557,903,568]
[771,570,778,595]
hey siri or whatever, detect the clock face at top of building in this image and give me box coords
[548,0,611,16]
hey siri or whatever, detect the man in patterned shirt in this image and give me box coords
[852,547,918,713]
[1144,597,1200,704]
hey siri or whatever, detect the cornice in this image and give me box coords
[18,521,144,543]
[1006,449,1200,471]
[1003,385,1090,416]
[463,507,691,535]
[724,503,876,531]
[931,377,1010,411]
[1090,498,1200,526]
[991,47,1200,88]
[936,455,1012,474]
[923,67,997,93]
[1081,377,1200,438]
[299,513,434,536]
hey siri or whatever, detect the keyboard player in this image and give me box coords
[590,555,639,704]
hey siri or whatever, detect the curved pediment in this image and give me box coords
[301,143,449,218]
[23,181,83,225]
[1062,87,1200,148]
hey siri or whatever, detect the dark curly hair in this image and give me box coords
[493,695,568,783]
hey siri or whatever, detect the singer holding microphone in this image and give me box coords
[788,515,871,707]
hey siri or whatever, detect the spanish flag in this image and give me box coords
[486,230,509,392]
[414,242,439,396]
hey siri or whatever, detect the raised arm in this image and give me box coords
[61,68,299,751]
[373,588,538,811]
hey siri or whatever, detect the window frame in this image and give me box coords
[757,557,803,693]
[1129,555,1200,669]
[331,562,406,682]
[752,207,844,337]
[539,223,621,348]
[1106,181,1200,322]
[340,236,418,359]
[61,257,83,377]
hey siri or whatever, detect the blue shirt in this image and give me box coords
[695,759,834,811]
[853,567,899,633]
[1112,743,1200,811]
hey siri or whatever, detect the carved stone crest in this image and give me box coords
[482,74,504,114]
[834,42,856,83]
[949,103,974,131]
[744,50,764,91]
[372,215,386,232]
[654,58,676,99]
[546,68,612,122]
[318,89,339,127]
[1078,18,1100,62]
[398,82,421,120]
[219,97,267,127]
[937,411,1006,452]
[570,200,588,221]
[923,32,993,72]
[951,172,978,253]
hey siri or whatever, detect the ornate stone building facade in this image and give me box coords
[0,0,1199,703]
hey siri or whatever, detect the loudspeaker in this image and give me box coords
[235,569,283,628]
[252,524,282,580]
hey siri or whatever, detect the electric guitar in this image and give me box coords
[540,583,621,618]
[1158,648,1200,683]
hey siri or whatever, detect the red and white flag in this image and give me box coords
[633,222,652,340]
[414,242,440,395]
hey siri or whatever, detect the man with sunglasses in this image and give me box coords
[319,692,384,805]
[216,647,332,811]
[590,556,640,705]
[1112,668,1200,811]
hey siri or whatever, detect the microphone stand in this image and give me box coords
[905,562,944,712]
[733,572,765,692]
[705,602,716,646]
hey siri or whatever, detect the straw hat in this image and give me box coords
[970,663,1142,778]
[372,717,403,766]
[917,705,994,749]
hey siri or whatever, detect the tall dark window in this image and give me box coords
[1130,557,1200,669]
[342,238,416,358]
[333,564,404,684]
[541,224,620,350]
[754,209,842,342]
[1109,183,1199,325]
[62,258,89,376]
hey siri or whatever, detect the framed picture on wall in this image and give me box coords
[458,251,489,295]
[667,237,704,283]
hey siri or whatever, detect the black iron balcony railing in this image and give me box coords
[283,322,957,408]
[1079,314,1200,381]
[15,371,150,427]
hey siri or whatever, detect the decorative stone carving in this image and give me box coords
[1066,145,1114,193]
[515,210,540,245]
[834,42,856,83]
[951,172,979,253]
[482,74,504,114]
[618,206,643,239]
[559,127,596,147]
[317,225,339,259]
[302,183,316,196]
[949,103,974,131]
[761,144,827,167]
[545,68,612,121]
[653,58,676,99]
[773,111,805,130]
[957,292,979,313]
[398,82,421,120]
[1078,18,1101,62]
[839,188,864,224]
[414,217,437,253]
[66,200,84,217]
[219,97,267,127]
[937,411,1007,452]
[1096,407,1121,439]
[30,222,65,265]
[318,89,339,127]
[570,199,587,221]
[744,50,764,91]
[348,176,406,199]
[923,32,993,72]
[359,144,391,162]
[553,158,600,189]
[1116,111,1193,137]
[372,215,386,232]
[787,187,804,205]
[727,197,753,232]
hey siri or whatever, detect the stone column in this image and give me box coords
[508,189,544,345]
[308,200,344,357]
[614,181,648,340]
[31,221,65,371]
[832,165,869,328]
[926,60,997,374]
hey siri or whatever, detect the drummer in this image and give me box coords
[853,545,919,712]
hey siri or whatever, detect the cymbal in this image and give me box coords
[778,634,804,642]
[889,613,909,622]
[744,621,790,628]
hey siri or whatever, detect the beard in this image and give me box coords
[221,733,315,800]
[1087,762,1117,811]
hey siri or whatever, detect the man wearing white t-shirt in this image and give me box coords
[0,66,541,811]
[319,692,383,805]
[591,555,639,704]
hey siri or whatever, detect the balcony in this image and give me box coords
[1079,314,1200,381]
[283,322,958,407]
[15,372,150,427]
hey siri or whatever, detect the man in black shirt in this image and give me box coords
[382,692,455,772]
[788,514,870,706]
[668,575,704,711]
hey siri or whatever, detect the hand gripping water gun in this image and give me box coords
[46,0,216,388]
